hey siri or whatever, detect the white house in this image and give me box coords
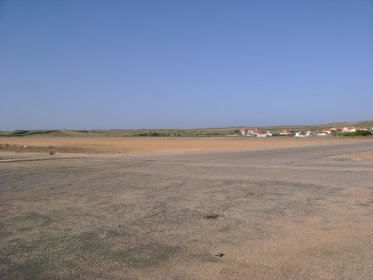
[246,132,256,137]
[255,131,272,137]
[295,132,309,137]
[342,127,357,132]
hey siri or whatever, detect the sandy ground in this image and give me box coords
[0,136,367,155]
[329,150,373,162]
[1,141,373,279]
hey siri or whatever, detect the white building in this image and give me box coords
[294,132,309,137]
[342,127,357,132]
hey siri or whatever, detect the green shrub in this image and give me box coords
[342,130,372,137]
[12,130,30,135]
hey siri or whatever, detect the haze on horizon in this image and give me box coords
[1,1,372,131]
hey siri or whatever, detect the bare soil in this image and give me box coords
[0,142,373,279]
[329,150,373,162]
[0,136,365,155]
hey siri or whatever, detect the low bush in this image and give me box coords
[342,130,372,137]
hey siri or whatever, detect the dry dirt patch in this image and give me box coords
[329,150,373,162]
[0,136,364,155]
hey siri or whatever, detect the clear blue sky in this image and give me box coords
[1,0,372,130]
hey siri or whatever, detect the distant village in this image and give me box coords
[236,126,373,137]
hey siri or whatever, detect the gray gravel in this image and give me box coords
[1,141,373,279]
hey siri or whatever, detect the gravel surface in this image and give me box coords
[1,141,372,279]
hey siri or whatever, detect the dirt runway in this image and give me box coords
[1,140,373,279]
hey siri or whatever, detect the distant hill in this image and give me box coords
[256,120,373,132]
[1,120,372,137]
[0,130,79,137]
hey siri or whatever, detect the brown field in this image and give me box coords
[0,136,366,155]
